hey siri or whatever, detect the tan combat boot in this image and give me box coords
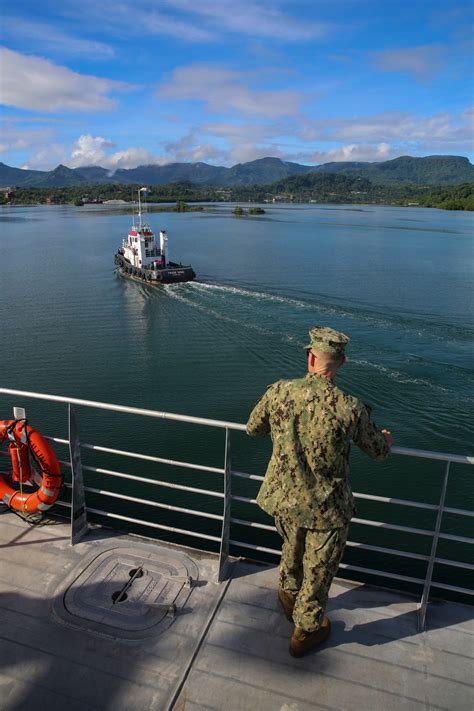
[278,588,297,622]
[289,616,331,657]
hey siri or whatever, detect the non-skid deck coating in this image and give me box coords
[0,511,472,711]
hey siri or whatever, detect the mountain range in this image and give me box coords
[1,155,473,189]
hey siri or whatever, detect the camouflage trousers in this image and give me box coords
[275,516,349,632]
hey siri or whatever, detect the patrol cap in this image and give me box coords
[305,326,349,355]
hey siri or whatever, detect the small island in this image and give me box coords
[232,206,266,216]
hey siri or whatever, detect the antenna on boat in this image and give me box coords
[138,187,148,230]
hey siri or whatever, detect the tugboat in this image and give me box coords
[114,188,196,284]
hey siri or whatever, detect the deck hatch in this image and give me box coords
[54,543,198,640]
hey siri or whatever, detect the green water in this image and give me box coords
[1,203,472,598]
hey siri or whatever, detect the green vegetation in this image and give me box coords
[315,155,474,186]
[1,177,472,210]
[171,200,204,212]
[2,155,473,189]
[232,205,266,216]
[408,183,474,211]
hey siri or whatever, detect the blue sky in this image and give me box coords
[0,0,473,170]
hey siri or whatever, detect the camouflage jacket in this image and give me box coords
[246,373,390,529]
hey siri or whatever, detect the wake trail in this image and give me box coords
[187,281,472,343]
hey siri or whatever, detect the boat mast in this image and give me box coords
[138,187,148,231]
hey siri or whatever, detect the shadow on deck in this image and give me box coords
[0,511,472,711]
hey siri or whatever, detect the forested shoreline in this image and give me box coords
[2,175,473,211]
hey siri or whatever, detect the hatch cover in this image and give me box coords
[53,543,199,640]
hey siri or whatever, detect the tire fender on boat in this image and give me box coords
[0,420,62,514]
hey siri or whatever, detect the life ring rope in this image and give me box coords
[0,419,63,521]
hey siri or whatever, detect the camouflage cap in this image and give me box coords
[305,326,349,354]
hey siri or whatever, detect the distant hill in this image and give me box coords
[0,155,472,189]
[318,155,474,186]
[0,162,47,186]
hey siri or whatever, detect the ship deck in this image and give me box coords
[0,511,472,711]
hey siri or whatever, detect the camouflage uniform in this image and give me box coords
[246,326,390,632]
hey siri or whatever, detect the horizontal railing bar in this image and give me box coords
[443,507,474,518]
[1,388,472,464]
[229,539,281,556]
[45,436,69,445]
[83,507,222,542]
[81,443,225,475]
[347,544,473,570]
[54,496,472,572]
[228,523,471,570]
[390,445,474,465]
[438,532,474,544]
[63,483,224,521]
[51,501,474,580]
[354,492,438,511]
[48,504,474,581]
[341,567,471,595]
[227,543,473,595]
[16,450,473,522]
[338,563,425,586]
[345,540,429,561]
[434,557,474,571]
[81,465,225,498]
[0,388,246,431]
[232,470,264,482]
[231,495,257,505]
[429,580,474,595]
[351,517,434,536]
[230,517,276,532]
[355,493,473,518]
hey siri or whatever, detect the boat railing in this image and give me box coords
[0,387,472,630]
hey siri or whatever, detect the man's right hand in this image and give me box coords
[382,429,394,447]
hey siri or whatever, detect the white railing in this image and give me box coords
[0,388,472,630]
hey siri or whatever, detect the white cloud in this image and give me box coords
[298,110,474,150]
[0,47,137,112]
[163,0,332,41]
[299,143,395,165]
[58,0,215,42]
[371,45,446,81]
[13,104,474,172]
[70,134,115,166]
[164,134,225,163]
[228,143,285,164]
[0,123,55,156]
[22,144,71,170]
[202,121,290,141]
[144,12,215,42]
[2,17,114,59]
[69,135,166,169]
[62,0,332,43]
[156,64,304,118]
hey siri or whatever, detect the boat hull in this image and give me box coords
[114,254,196,284]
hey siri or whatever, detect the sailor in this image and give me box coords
[246,326,393,657]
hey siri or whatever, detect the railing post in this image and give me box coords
[418,461,451,631]
[68,404,89,545]
[218,428,232,582]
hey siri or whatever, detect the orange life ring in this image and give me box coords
[0,420,62,514]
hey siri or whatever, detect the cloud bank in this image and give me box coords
[0,48,137,112]
[156,65,305,118]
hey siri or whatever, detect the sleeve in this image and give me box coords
[246,388,271,437]
[352,404,390,460]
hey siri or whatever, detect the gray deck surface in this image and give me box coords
[0,511,472,711]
